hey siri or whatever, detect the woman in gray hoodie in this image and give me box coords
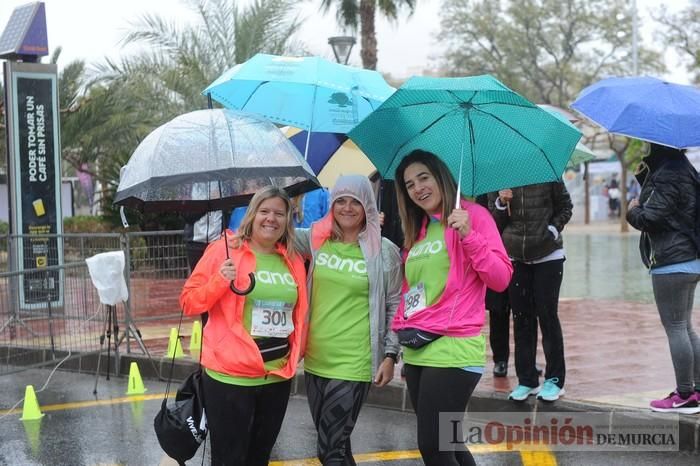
[295,175,402,465]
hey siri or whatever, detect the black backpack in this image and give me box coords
[154,369,207,465]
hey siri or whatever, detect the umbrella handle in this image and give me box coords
[230,272,256,295]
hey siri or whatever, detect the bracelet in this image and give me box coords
[384,353,398,363]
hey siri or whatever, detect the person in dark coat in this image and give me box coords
[627,143,700,414]
[488,182,572,402]
[476,194,511,377]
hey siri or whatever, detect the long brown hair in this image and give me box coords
[394,150,459,250]
[235,186,296,256]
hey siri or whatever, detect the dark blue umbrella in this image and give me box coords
[287,129,347,174]
[571,76,700,149]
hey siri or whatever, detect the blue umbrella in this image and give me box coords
[287,129,347,174]
[284,128,376,187]
[203,54,394,141]
[571,76,700,149]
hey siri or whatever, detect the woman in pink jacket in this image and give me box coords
[392,150,512,466]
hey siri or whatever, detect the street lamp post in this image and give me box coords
[631,0,638,75]
[328,36,356,65]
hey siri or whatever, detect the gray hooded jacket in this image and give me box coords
[295,175,402,374]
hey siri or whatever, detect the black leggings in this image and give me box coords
[305,373,371,465]
[510,259,565,388]
[486,289,511,363]
[404,364,481,466]
[202,371,292,466]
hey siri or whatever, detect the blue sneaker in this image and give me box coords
[509,384,540,401]
[537,378,565,401]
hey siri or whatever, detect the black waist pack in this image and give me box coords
[397,328,442,349]
[255,337,290,362]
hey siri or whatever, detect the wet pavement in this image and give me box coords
[2,368,700,465]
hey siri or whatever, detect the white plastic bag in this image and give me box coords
[85,251,129,305]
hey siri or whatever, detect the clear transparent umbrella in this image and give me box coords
[114,109,320,213]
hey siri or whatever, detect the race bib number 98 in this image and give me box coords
[251,301,294,338]
[403,282,427,319]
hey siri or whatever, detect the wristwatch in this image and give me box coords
[384,352,399,363]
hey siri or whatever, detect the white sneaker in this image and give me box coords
[537,378,565,402]
[509,384,540,401]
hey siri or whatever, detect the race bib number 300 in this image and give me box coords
[403,282,427,319]
[251,301,294,338]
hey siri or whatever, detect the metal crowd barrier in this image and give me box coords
[0,231,189,375]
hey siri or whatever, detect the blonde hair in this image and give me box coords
[235,186,296,256]
[394,150,459,250]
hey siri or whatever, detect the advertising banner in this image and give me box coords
[5,61,63,308]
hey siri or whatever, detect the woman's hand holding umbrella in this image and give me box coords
[448,209,472,239]
[219,259,237,281]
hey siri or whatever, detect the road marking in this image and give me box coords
[268,443,543,465]
[0,393,168,416]
[521,448,558,466]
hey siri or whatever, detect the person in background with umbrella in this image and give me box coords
[392,150,512,466]
[475,194,512,378]
[229,188,330,231]
[180,186,309,465]
[607,174,621,217]
[182,184,226,328]
[183,210,225,272]
[627,143,700,414]
[294,175,402,465]
[488,181,572,403]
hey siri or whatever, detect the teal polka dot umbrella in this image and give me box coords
[348,75,582,198]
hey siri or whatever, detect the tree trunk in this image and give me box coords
[359,0,377,70]
[584,162,590,224]
[613,150,629,233]
[619,166,629,233]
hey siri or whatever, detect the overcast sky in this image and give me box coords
[0,0,692,83]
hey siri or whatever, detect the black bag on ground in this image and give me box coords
[154,368,207,465]
[397,328,442,349]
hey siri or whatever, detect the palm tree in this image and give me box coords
[79,0,305,221]
[320,0,416,70]
[103,0,305,114]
